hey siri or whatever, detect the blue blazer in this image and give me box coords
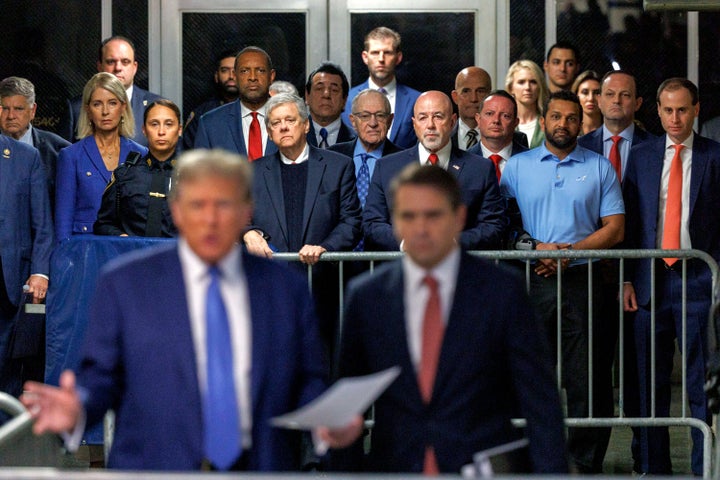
[335,253,568,473]
[306,118,356,148]
[54,136,147,242]
[577,125,655,181]
[194,100,278,158]
[0,135,53,306]
[363,148,506,251]
[79,244,327,470]
[250,146,362,252]
[342,81,420,149]
[65,86,163,146]
[32,127,71,205]
[624,133,720,305]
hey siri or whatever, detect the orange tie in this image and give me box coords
[248,112,262,161]
[609,135,623,182]
[662,144,684,266]
[489,154,503,183]
[427,153,438,166]
[419,275,444,475]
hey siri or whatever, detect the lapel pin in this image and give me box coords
[86,171,92,176]
[143,100,148,106]
[452,164,460,170]
[2,148,10,158]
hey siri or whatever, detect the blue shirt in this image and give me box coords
[352,141,383,179]
[500,143,624,245]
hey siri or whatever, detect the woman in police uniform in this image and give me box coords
[94,99,182,237]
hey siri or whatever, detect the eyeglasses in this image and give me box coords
[352,111,390,123]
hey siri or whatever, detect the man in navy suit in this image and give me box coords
[363,90,506,251]
[332,164,568,474]
[342,27,420,149]
[0,134,53,395]
[21,149,360,471]
[623,78,719,476]
[450,67,491,151]
[194,47,278,161]
[0,76,70,208]
[467,90,528,180]
[63,36,162,146]
[304,62,355,149]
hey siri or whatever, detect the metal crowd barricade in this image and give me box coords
[276,248,718,479]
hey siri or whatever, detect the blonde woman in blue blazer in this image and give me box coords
[55,73,147,242]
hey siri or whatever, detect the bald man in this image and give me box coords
[450,67,492,151]
[363,90,506,251]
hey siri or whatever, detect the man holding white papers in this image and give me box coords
[331,164,568,474]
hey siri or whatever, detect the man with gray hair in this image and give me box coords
[243,93,361,353]
[269,80,298,97]
[0,76,70,204]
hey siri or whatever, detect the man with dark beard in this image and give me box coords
[499,89,625,474]
[183,50,239,149]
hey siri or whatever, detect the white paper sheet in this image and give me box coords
[270,366,401,429]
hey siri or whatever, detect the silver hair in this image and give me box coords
[269,80,298,96]
[351,88,391,114]
[263,93,308,127]
[169,149,252,203]
[0,76,36,105]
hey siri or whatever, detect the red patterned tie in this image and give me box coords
[609,135,622,182]
[419,275,443,474]
[662,144,684,266]
[489,154,503,183]
[248,112,262,161]
[427,153,438,166]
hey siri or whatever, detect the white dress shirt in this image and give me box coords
[314,117,342,147]
[656,133,693,250]
[402,248,460,370]
[240,103,269,155]
[179,239,253,449]
[369,77,397,137]
[417,141,452,170]
[479,143,514,174]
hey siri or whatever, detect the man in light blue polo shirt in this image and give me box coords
[500,89,624,474]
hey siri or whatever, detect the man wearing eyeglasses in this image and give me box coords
[363,90,506,251]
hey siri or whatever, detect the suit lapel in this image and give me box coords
[0,137,10,205]
[302,149,325,242]
[689,136,708,218]
[447,150,465,179]
[229,101,247,156]
[83,137,112,183]
[261,155,288,246]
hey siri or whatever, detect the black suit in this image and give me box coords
[334,252,568,473]
[307,118,356,148]
[31,127,70,208]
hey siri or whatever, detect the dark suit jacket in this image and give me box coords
[0,135,53,307]
[466,139,529,158]
[64,86,163,146]
[577,125,654,180]
[79,243,327,470]
[306,118,356,148]
[363,148,506,250]
[250,145,361,251]
[342,81,420,149]
[194,100,278,158]
[328,138,402,158]
[334,253,568,473]
[624,133,720,305]
[54,136,147,241]
[31,126,71,205]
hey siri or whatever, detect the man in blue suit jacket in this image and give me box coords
[22,149,343,471]
[341,27,420,149]
[195,47,278,160]
[0,134,54,395]
[332,165,568,474]
[304,62,356,149]
[363,91,505,251]
[623,78,719,476]
[63,36,162,146]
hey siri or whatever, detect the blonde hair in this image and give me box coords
[504,60,548,115]
[77,72,135,139]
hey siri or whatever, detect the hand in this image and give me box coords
[25,275,49,304]
[315,415,364,450]
[21,370,82,435]
[243,230,273,258]
[534,242,571,277]
[298,245,327,265]
[623,283,638,312]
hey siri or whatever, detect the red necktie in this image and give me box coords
[662,144,684,266]
[248,112,262,161]
[609,135,622,182]
[489,154,503,183]
[418,275,444,475]
[427,153,438,166]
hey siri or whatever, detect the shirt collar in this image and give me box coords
[665,131,694,151]
[353,139,383,159]
[241,102,267,119]
[178,238,243,283]
[402,246,461,291]
[417,140,452,169]
[368,77,397,97]
[538,142,585,163]
[18,125,33,146]
[280,143,310,165]
[126,84,134,103]
[602,123,635,143]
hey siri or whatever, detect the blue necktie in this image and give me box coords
[204,266,241,470]
[319,127,329,148]
[354,154,371,251]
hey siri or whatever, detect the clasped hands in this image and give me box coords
[534,242,572,277]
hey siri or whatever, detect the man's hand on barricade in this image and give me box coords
[534,242,571,277]
[299,245,327,265]
[21,370,81,435]
[243,230,273,258]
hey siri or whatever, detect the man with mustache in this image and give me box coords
[499,89,625,474]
